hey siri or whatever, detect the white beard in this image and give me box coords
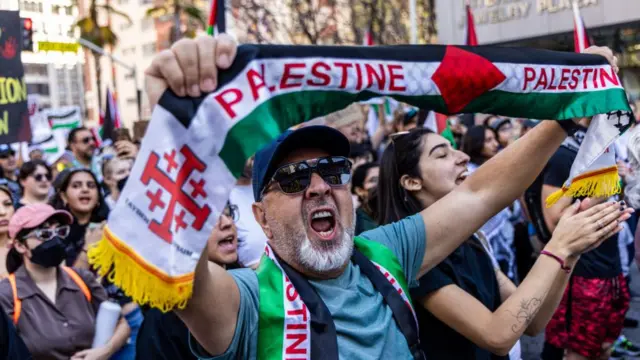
[298,231,354,273]
[297,206,356,273]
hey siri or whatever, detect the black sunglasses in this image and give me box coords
[0,151,15,159]
[32,173,52,182]
[79,136,94,144]
[261,156,352,198]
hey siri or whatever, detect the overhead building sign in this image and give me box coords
[458,0,599,28]
[37,41,79,53]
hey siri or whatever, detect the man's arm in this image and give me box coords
[145,35,242,357]
[175,251,241,356]
[419,120,567,276]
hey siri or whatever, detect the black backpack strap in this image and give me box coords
[352,250,426,360]
[274,252,339,360]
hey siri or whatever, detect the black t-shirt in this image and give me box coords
[528,146,621,278]
[411,239,508,360]
[135,309,193,360]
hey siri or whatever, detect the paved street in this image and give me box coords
[522,264,640,360]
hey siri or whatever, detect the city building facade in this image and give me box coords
[1,0,87,116]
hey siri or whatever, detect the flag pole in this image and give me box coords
[207,0,217,36]
[409,0,417,44]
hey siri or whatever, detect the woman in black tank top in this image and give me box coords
[376,127,632,360]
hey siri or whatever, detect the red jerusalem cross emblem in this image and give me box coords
[140,145,212,244]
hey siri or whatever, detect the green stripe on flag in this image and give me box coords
[384,98,391,117]
[463,89,630,120]
[256,257,285,359]
[51,121,81,130]
[219,87,629,178]
[441,122,457,149]
[219,90,443,177]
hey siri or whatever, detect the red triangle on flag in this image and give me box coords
[432,46,506,114]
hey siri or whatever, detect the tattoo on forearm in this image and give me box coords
[507,298,542,333]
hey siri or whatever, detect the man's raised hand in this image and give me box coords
[144,34,238,109]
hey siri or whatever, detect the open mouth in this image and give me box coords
[218,235,236,252]
[455,170,469,184]
[78,196,92,205]
[309,208,337,240]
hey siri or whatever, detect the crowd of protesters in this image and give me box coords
[0,35,638,360]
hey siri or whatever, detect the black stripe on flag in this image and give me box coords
[157,44,612,129]
[211,45,610,90]
[31,135,54,146]
[47,108,78,120]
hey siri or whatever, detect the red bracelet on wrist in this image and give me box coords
[540,250,571,273]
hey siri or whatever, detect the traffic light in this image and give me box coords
[21,17,33,52]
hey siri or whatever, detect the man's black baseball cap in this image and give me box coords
[252,125,350,201]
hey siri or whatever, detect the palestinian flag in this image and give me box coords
[425,112,457,148]
[466,1,478,46]
[544,1,623,206]
[363,30,373,46]
[424,2,478,146]
[100,88,121,142]
[88,44,632,311]
[206,0,225,35]
[48,108,81,130]
[90,127,103,148]
[573,1,591,53]
[364,97,398,137]
[30,135,58,155]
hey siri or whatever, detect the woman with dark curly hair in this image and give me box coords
[50,168,107,267]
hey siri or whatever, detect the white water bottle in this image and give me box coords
[92,300,122,348]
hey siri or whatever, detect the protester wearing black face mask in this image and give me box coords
[0,203,130,360]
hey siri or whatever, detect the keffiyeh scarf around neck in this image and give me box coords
[87,44,633,310]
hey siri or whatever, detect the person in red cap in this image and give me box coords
[0,203,130,360]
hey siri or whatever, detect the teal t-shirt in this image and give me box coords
[190,213,427,359]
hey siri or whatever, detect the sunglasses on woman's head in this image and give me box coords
[389,131,410,142]
[261,156,352,199]
[23,225,70,242]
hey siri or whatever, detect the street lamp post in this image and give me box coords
[77,37,142,122]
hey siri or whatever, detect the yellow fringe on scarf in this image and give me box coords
[88,226,194,312]
[545,165,621,208]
